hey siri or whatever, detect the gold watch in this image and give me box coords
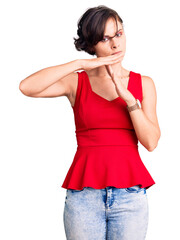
[127,99,141,112]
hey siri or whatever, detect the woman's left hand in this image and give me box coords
[105,65,135,104]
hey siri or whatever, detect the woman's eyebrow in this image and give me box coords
[104,29,122,37]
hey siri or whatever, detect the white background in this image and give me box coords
[1,0,179,239]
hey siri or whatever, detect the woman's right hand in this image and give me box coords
[80,52,124,71]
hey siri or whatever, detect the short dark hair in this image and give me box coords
[73,5,124,56]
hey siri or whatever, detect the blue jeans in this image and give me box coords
[63,185,149,240]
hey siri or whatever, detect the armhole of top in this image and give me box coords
[139,73,143,102]
[72,71,81,109]
[129,72,143,103]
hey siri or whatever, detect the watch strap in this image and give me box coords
[127,99,140,112]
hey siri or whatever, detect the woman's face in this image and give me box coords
[93,17,126,58]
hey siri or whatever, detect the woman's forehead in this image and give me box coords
[104,18,123,35]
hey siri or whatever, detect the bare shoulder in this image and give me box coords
[141,75,157,100]
[141,75,160,130]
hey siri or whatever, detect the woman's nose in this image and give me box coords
[111,36,120,48]
[112,41,120,49]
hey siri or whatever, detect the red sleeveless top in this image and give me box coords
[61,70,155,190]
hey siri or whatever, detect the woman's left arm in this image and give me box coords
[125,76,161,151]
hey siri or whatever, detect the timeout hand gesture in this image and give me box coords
[105,64,134,103]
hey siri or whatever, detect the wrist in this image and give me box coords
[74,59,84,71]
[125,96,136,107]
[126,98,141,112]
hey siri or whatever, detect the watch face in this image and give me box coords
[137,99,141,108]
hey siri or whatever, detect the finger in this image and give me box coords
[108,65,113,77]
[105,58,122,65]
[109,65,114,79]
[105,65,114,79]
[97,53,123,67]
[100,52,123,61]
[108,52,123,59]
[101,53,124,63]
[105,65,111,77]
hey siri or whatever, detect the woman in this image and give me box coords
[19,5,161,240]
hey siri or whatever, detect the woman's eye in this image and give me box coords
[101,32,122,42]
[102,37,109,42]
[116,32,122,37]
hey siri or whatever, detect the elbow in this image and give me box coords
[147,131,161,152]
[19,81,30,96]
[19,81,25,94]
[147,144,157,152]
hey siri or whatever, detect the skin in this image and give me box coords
[24,17,161,151]
[80,17,161,151]
[85,17,132,103]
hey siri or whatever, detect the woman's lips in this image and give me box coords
[112,51,122,55]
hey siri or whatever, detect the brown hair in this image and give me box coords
[73,5,124,56]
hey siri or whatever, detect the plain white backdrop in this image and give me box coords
[1,0,179,239]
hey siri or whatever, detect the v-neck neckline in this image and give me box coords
[84,70,132,103]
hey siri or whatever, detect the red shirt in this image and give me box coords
[61,70,155,190]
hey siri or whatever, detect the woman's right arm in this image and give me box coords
[19,59,82,97]
[19,52,123,98]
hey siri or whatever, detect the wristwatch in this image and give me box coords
[127,99,141,112]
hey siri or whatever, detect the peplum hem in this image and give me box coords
[61,145,155,191]
[61,71,156,191]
